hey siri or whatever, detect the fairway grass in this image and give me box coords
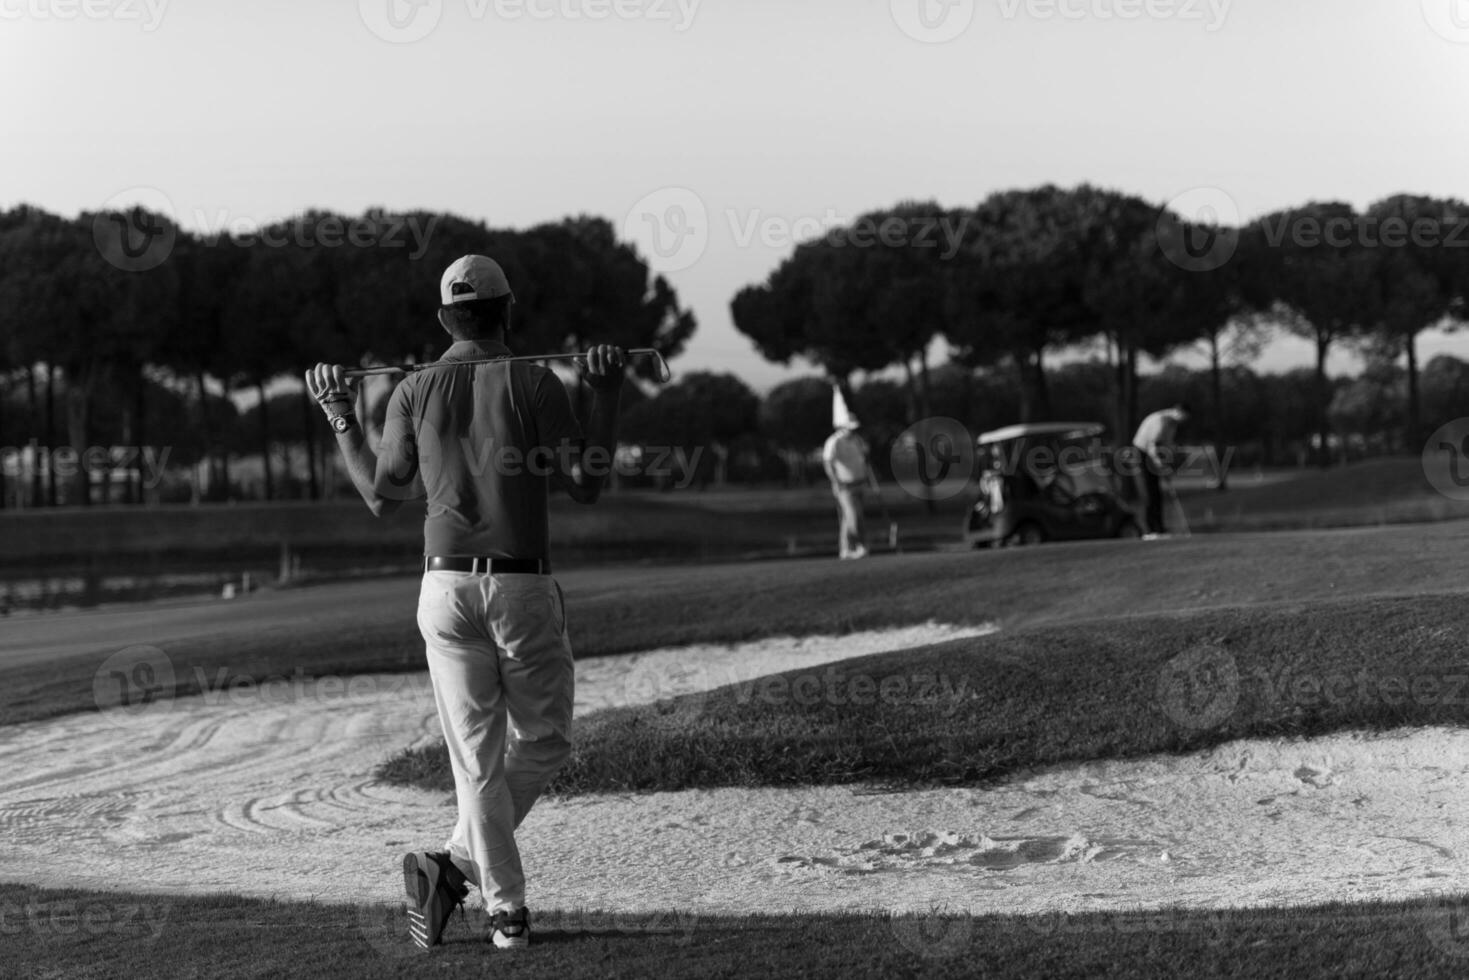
[4,883,1466,980]
[8,520,1469,728]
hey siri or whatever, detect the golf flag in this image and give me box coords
[832,383,858,430]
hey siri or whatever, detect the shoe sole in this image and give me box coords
[492,932,530,951]
[402,853,437,949]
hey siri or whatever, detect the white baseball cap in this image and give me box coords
[440,255,514,306]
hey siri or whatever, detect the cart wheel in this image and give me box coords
[1116,521,1143,540]
[1006,523,1046,547]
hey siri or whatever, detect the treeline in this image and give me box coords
[0,206,695,506]
[623,355,1469,490]
[732,186,1469,466]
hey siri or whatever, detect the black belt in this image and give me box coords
[424,557,551,575]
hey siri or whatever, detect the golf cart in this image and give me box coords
[963,422,1143,548]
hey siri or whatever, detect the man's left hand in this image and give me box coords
[580,345,627,390]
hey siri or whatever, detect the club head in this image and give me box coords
[640,350,672,384]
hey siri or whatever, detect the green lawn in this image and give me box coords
[9,520,1469,728]
[4,884,1466,980]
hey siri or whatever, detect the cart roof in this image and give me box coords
[977,422,1106,446]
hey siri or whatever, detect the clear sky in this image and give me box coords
[4,0,1468,391]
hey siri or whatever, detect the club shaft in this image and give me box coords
[345,349,666,380]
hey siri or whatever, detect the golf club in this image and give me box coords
[867,469,900,552]
[344,348,672,384]
[1166,478,1192,538]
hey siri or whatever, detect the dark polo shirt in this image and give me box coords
[378,340,583,559]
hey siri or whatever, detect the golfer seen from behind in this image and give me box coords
[306,255,625,952]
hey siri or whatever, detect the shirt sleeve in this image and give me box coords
[532,369,584,449]
[374,379,423,500]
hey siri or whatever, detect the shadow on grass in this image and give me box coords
[4,884,1469,980]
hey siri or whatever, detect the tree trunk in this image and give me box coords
[1124,345,1139,438]
[133,372,147,505]
[0,374,7,509]
[195,370,215,499]
[26,365,41,507]
[220,379,233,501]
[1314,333,1331,467]
[257,382,274,501]
[45,363,58,507]
[1209,329,1228,492]
[916,346,933,421]
[302,385,320,501]
[65,374,92,506]
[1405,329,1421,452]
[900,358,920,424]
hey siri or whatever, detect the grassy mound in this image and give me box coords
[381,592,1469,795]
[2,883,1463,980]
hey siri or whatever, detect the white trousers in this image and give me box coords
[416,570,575,914]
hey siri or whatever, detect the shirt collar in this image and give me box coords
[441,339,512,363]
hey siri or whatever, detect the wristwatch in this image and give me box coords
[331,415,356,434]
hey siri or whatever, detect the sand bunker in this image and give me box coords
[2,620,1467,927]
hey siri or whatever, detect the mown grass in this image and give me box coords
[381,591,1469,795]
[8,520,1469,727]
[4,884,1468,980]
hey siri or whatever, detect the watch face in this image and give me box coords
[332,415,352,433]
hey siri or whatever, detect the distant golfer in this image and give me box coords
[1131,402,1190,537]
[823,386,870,559]
[306,255,625,952]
